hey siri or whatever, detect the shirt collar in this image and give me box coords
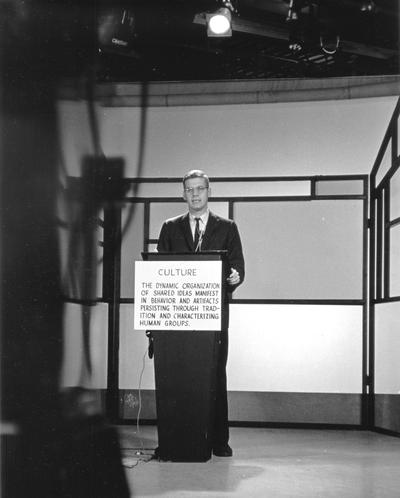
[189,209,209,225]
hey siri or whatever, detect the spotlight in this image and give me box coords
[206,0,237,38]
[360,1,376,13]
[206,7,232,37]
[286,0,299,22]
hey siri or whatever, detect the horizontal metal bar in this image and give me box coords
[232,299,365,305]
[312,195,366,200]
[374,296,400,303]
[62,297,103,305]
[117,298,364,306]
[123,195,364,203]
[124,196,314,202]
[68,174,368,184]
[389,217,400,227]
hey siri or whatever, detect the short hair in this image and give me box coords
[182,170,209,188]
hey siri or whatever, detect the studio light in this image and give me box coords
[360,1,376,13]
[286,0,299,22]
[207,7,232,37]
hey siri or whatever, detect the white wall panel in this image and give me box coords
[98,99,394,178]
[61,303,363,394]
[390,169,400,220]
[57,97,397,178]
[375,302,400,394]
[121,203,144,298]
[228,304,363,393]
[390,225,400,297]
[235,200,363,300]
[61,303,108,389]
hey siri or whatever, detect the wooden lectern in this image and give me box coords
[142,251,228,462]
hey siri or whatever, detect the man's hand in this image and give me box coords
[227,267,240,286]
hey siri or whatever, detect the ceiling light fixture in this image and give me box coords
[207,7,232,36]
[206,0,236,38]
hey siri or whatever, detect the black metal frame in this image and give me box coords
[94,173,369,425]
[369,97,400,433]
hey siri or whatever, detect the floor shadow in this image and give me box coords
[118,425,265,496]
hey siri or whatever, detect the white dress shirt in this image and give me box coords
[189,210,209,242]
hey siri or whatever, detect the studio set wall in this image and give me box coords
[57,93,400,433]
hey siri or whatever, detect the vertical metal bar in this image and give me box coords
[361,176,369,427]
[104,203,122,422]
[228,200,234,220]
[392,120,398,165]
[144,201,150,251]
[368,176,376,429]
[376,190,383,300]
[383,183,391,299]
[310,177,316,198]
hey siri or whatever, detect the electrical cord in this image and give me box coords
[136,344,148,452]
[121,343,155,468]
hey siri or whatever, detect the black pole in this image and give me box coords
[368,174,376,429]
[103,199,123,422]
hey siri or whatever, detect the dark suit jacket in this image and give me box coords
[157,211,245,293]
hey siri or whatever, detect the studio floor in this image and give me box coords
[117,425,400,498]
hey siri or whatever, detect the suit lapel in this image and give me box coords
[201,212,218,250]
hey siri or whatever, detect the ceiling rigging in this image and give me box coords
[97,0,399,81]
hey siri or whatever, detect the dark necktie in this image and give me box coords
[194,217,201,252]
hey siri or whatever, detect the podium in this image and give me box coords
[140,251,228,462]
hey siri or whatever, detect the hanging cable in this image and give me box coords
[135,344,148,453]
[120,343,153,468]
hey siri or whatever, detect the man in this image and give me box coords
[157,169,245,457]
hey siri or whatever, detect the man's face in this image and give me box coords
[183,176,210,214]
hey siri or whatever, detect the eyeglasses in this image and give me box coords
[184,186,208,195]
